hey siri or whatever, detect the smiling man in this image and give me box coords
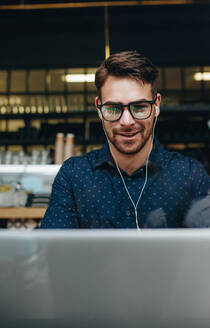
[41,51,210,229]
[96,74,160,175]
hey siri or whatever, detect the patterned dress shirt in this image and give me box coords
[41,140,210,229]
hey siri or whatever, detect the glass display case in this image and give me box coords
[0,165,60,229]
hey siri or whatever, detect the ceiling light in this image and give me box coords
[194,72,210,81]
[62,74,95,83]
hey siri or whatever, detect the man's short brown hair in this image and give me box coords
[95,50,159,99]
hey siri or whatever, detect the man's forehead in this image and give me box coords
[101,75,152,89]
[100,76,153,102]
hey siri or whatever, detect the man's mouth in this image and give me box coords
[117,131,140,137]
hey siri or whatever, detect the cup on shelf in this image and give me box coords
[54,133,64,165]
[63,133,75,162]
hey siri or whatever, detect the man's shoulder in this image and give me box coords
[153,140,196,170]
[161,146,207,175]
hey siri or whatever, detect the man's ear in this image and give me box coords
[155,93,161,117]
[95,96,99,108]
[95,97,103,120]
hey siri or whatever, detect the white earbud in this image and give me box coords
[155,106,159,116]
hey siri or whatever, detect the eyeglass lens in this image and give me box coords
[101,102,152,121]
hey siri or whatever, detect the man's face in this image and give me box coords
[97,75,160,155]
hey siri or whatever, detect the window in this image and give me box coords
[48,69,65,92]
[29,70,45,92]
[0,70,7,93]
[204,66,210,89]
[11,70,26,92]
[165,68,181,90]
[185,67,201,90]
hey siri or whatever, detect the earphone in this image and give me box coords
[101,110,158,230]
[155,106,159,116]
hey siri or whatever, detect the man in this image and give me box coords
[41,51,210,229]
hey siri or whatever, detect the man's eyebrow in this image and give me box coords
[102,101,122,105]
[130,98,152,102]
[102,98,152,105]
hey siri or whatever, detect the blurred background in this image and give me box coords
[0,0,209,228]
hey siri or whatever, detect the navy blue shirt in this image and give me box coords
[41,140,210,229]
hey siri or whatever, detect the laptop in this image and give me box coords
[0,229,210,328]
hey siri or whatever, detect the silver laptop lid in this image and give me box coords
[0,229,210,328]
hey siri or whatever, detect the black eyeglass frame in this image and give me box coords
[97,96,157,122]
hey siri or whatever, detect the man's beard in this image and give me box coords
[103,124,153,155]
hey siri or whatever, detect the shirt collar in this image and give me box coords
[94,142,113,169]
[148,138,164,172]
[94,139,164,172]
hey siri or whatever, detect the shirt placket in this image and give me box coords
[114,174,144,228]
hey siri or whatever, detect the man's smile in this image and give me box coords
[115,129,144,138]
[119,132,139,137]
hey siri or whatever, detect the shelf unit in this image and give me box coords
[0,105,209,146]
[0,165,60,227]
[0,66,209,171]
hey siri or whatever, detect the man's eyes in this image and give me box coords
[103,105,120,111]
[102,103,150,111]
[131,103,149,111]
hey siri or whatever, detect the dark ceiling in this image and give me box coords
[0,0,210,4]
[0,1,210,69]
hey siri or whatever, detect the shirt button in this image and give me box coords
[126,210,131,216]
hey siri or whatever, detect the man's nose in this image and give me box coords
[119,108,135,125]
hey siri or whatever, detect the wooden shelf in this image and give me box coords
[0,207,46,219]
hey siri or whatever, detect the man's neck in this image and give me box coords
[109,137,153,175]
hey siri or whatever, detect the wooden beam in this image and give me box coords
[0,1,197,11]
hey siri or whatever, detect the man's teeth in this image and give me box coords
[122,133,136,136]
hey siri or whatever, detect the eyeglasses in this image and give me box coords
[97,97,157,122]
